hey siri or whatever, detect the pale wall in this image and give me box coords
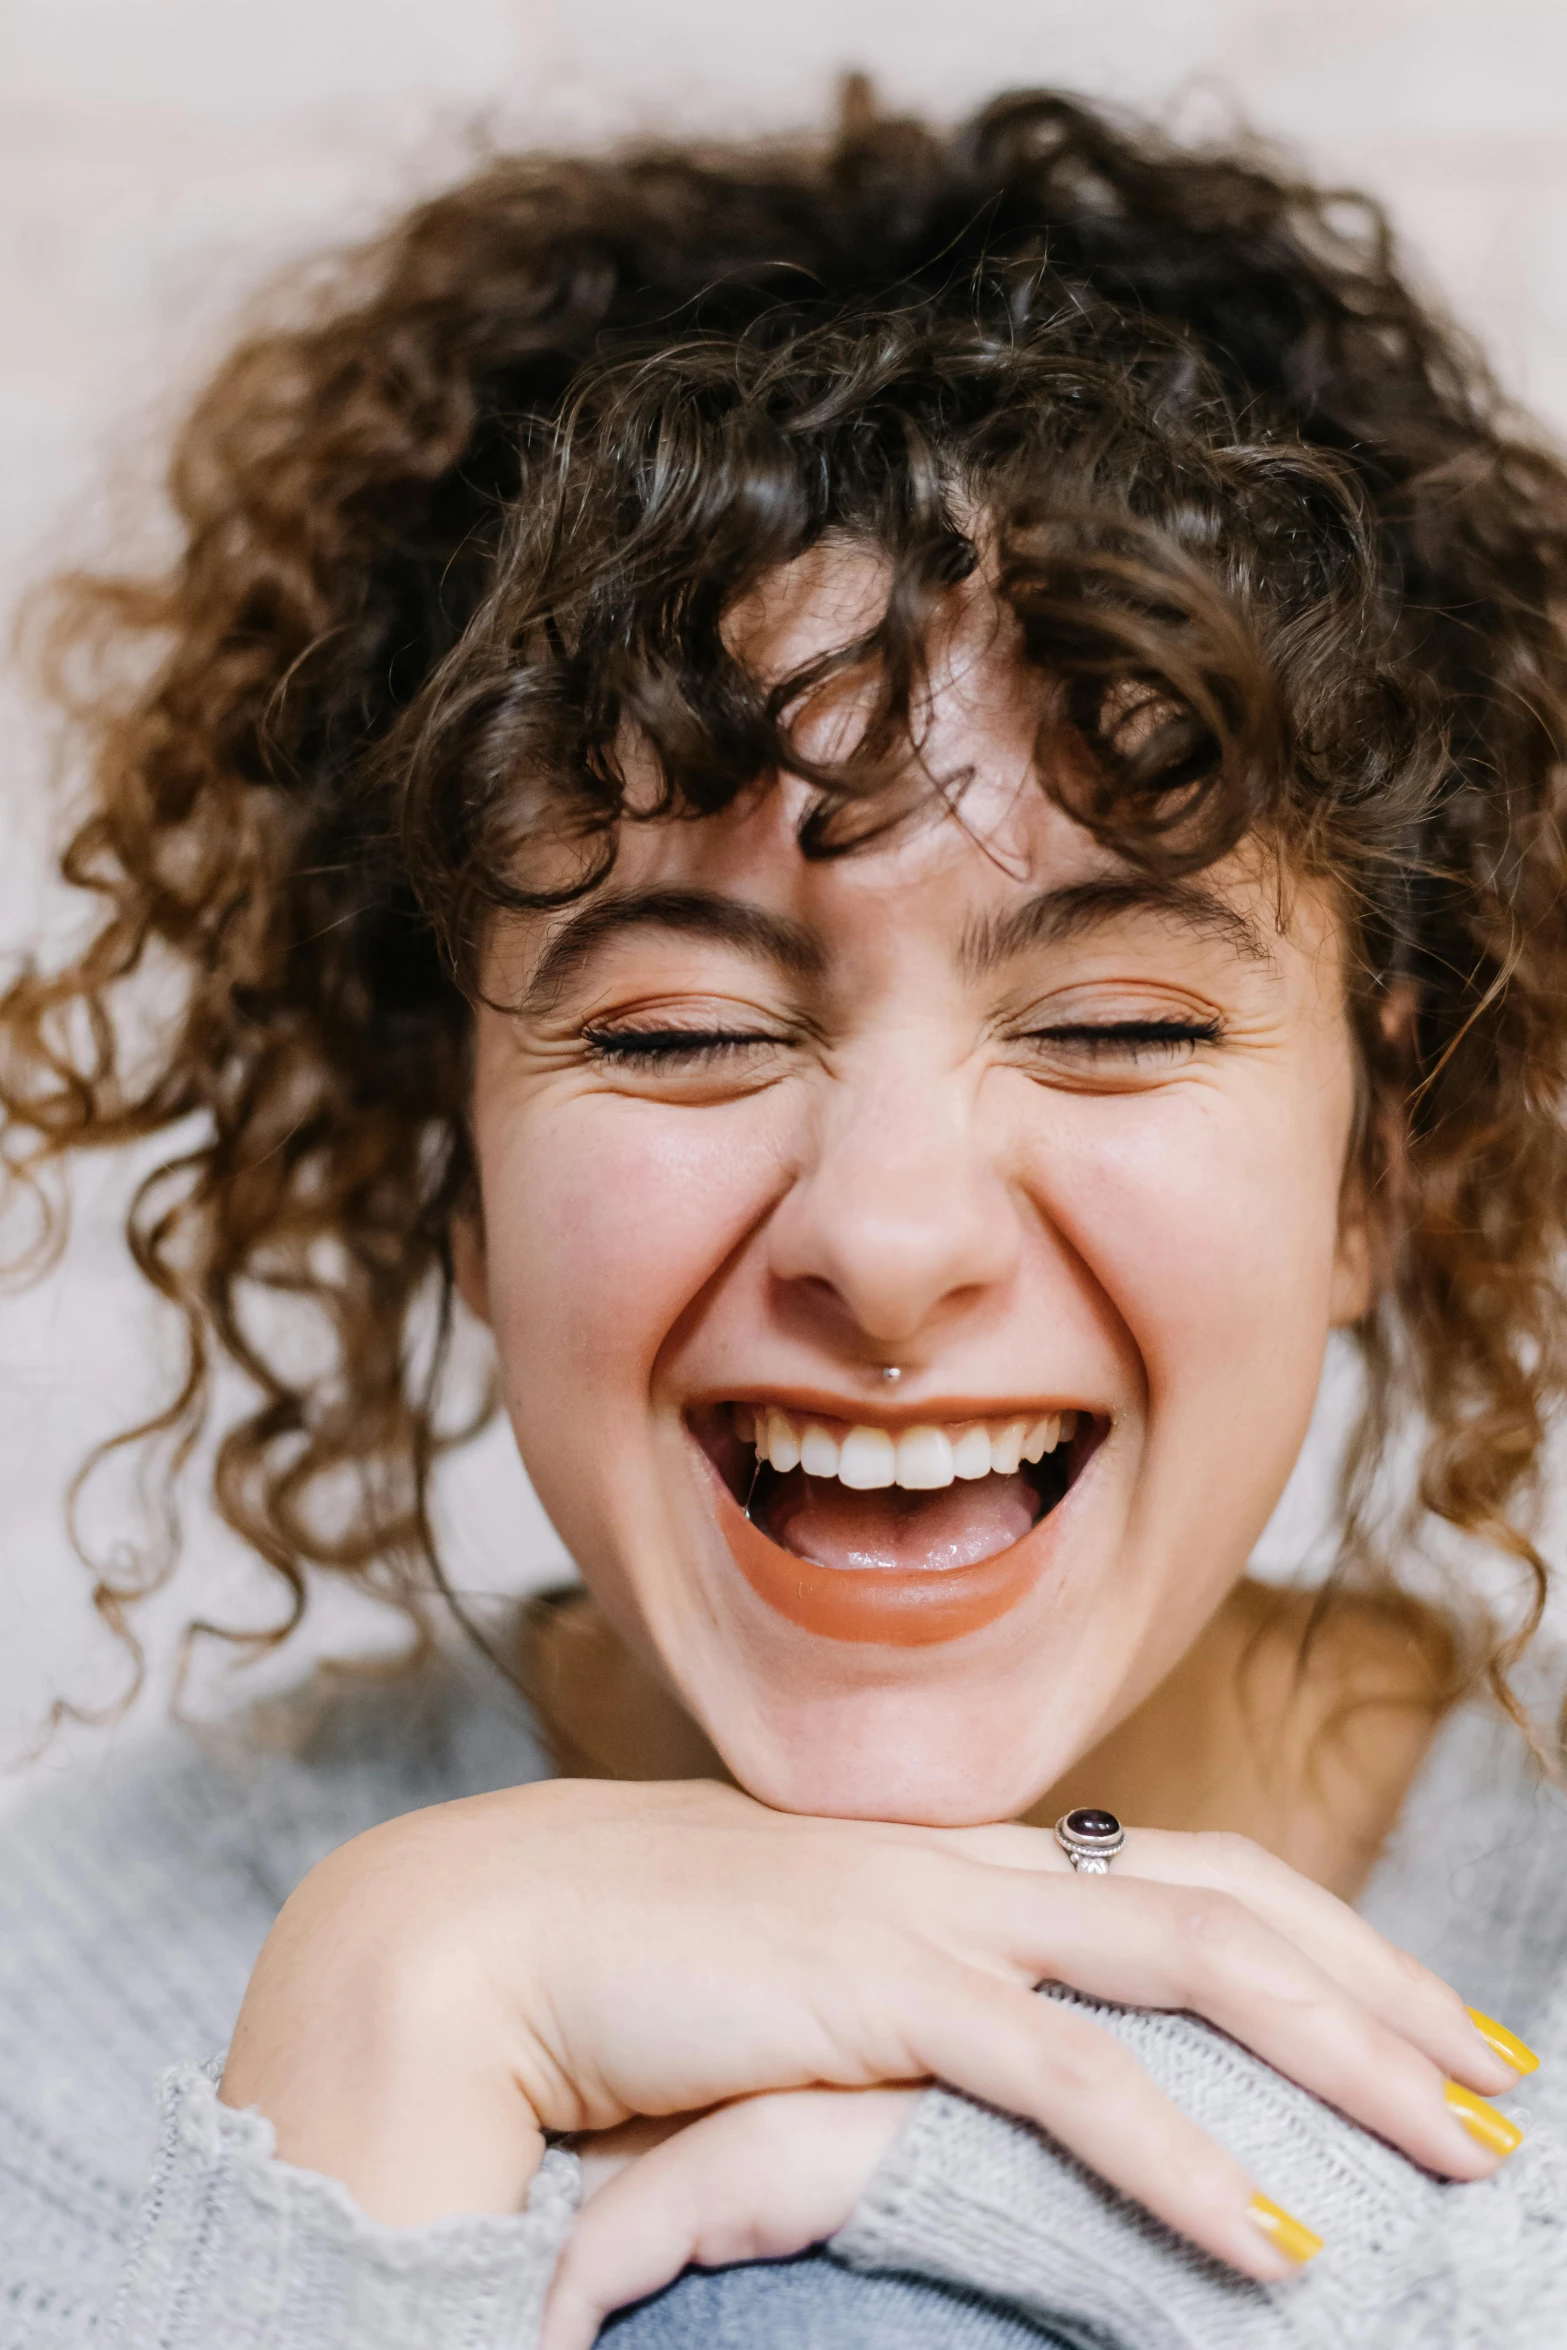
[4,0,1565,1779]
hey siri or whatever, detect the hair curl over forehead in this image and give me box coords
[398,297,1424,962]
[6,87,1567,1740]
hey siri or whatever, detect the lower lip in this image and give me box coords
[700,1453,1060,1645]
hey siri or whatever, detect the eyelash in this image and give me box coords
[582,1018,1221,1067]
[1026,1017,1222,1059]
[581,1027,781,1066]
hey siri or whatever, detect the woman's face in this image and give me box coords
[461,562,1370,1823]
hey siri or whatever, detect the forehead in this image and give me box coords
[512,542,1334,998]
[563,785,1288,998]
[719,535,1041,785]
[620,539,1066,908]
[516,745,1326,1032]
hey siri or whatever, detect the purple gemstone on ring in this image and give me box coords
[1065,1808,1121,1841]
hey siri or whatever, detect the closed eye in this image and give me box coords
[581,1026,785,1067]
[1026,1017,1222,1059]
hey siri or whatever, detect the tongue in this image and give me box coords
[762,1468,1038,1572]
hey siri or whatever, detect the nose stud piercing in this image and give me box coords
[880,1365,902,1383]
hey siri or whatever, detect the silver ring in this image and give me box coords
[1055,1808,1125,1875]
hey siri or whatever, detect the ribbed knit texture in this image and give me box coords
[832,1981,1567,2348]
[111,2064,578,2349]
[0,1658,556,2348]
[1,1646,1564,2348]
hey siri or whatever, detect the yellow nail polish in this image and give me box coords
[1466,2008,1540,2077]
[1248,2193,1323,2266]
[1445,2080,1524,2155]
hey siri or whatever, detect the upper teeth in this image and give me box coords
[734,1406,1078,1491]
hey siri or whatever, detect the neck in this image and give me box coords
[517,1578,1452,1900]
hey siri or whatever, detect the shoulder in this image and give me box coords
[1360,1649,1567,2032]
[216,1636,557,1889]
[1198,1582,1455,1896]
[0,1638,552,2193]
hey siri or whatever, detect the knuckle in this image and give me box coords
[1188,1829,1270,1890]
[1383,1935,1459,2020]
[1040,2037,1109,2105]
[1035,2014,1128,2106]
[1173,1886,1253,1961]
[877,1843,972,1920]
[1384,1936,1435,1992]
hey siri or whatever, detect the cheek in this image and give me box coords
[476,1093,782,1412]
[1031,1084,1349,1433]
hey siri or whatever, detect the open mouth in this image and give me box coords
[690,1399,1104,1643]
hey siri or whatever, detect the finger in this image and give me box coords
[1123,1828,1520,2092]
[540,2090,912,2350]
[960,1866,1519,2184]
[913,1817,1517,2095]
[901,1963,1315,2283]
[571,2113,693,2199]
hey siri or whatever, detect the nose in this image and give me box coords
[765,1049,1022,1355]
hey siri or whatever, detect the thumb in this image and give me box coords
[540,2086,914,2350]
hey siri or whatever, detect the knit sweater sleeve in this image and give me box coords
[109,2063,579,2350]
[829,1978,1567,2350]
[0,1656,559,2348]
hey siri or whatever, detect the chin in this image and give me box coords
[750,1748,1053,1826]
[674,1595,1119,1826]
[545,1397,1146,1823]
[615,1397,1139,1822]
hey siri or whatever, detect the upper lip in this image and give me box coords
[689,1387,1101,1428]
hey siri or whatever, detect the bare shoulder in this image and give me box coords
[1234,1582,1457,1896]
[1238,1580,1455,1711]
[1040,1580,1458,1897]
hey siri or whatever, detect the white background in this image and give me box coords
[5,0,1567,1787]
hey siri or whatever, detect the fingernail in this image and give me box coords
[1466,2007,1540,2077]
[1248,2192,1323,2266]
[1445,2080,1524,2156]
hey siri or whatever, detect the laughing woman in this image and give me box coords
[6,87,1567,2350]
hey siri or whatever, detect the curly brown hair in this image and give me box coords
[7,84,1567,1736]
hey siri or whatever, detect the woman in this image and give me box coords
[3,84,1566,2349]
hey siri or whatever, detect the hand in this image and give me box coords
[220,1778,1525,2285]
[540,2088,919,2350]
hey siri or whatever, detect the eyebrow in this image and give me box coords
[522,886,829,1011]
[957,877,1277,980]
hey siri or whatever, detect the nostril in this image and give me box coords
[765,1156,1024,1343]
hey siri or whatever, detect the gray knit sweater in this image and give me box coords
[3,1645,1565,2350]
